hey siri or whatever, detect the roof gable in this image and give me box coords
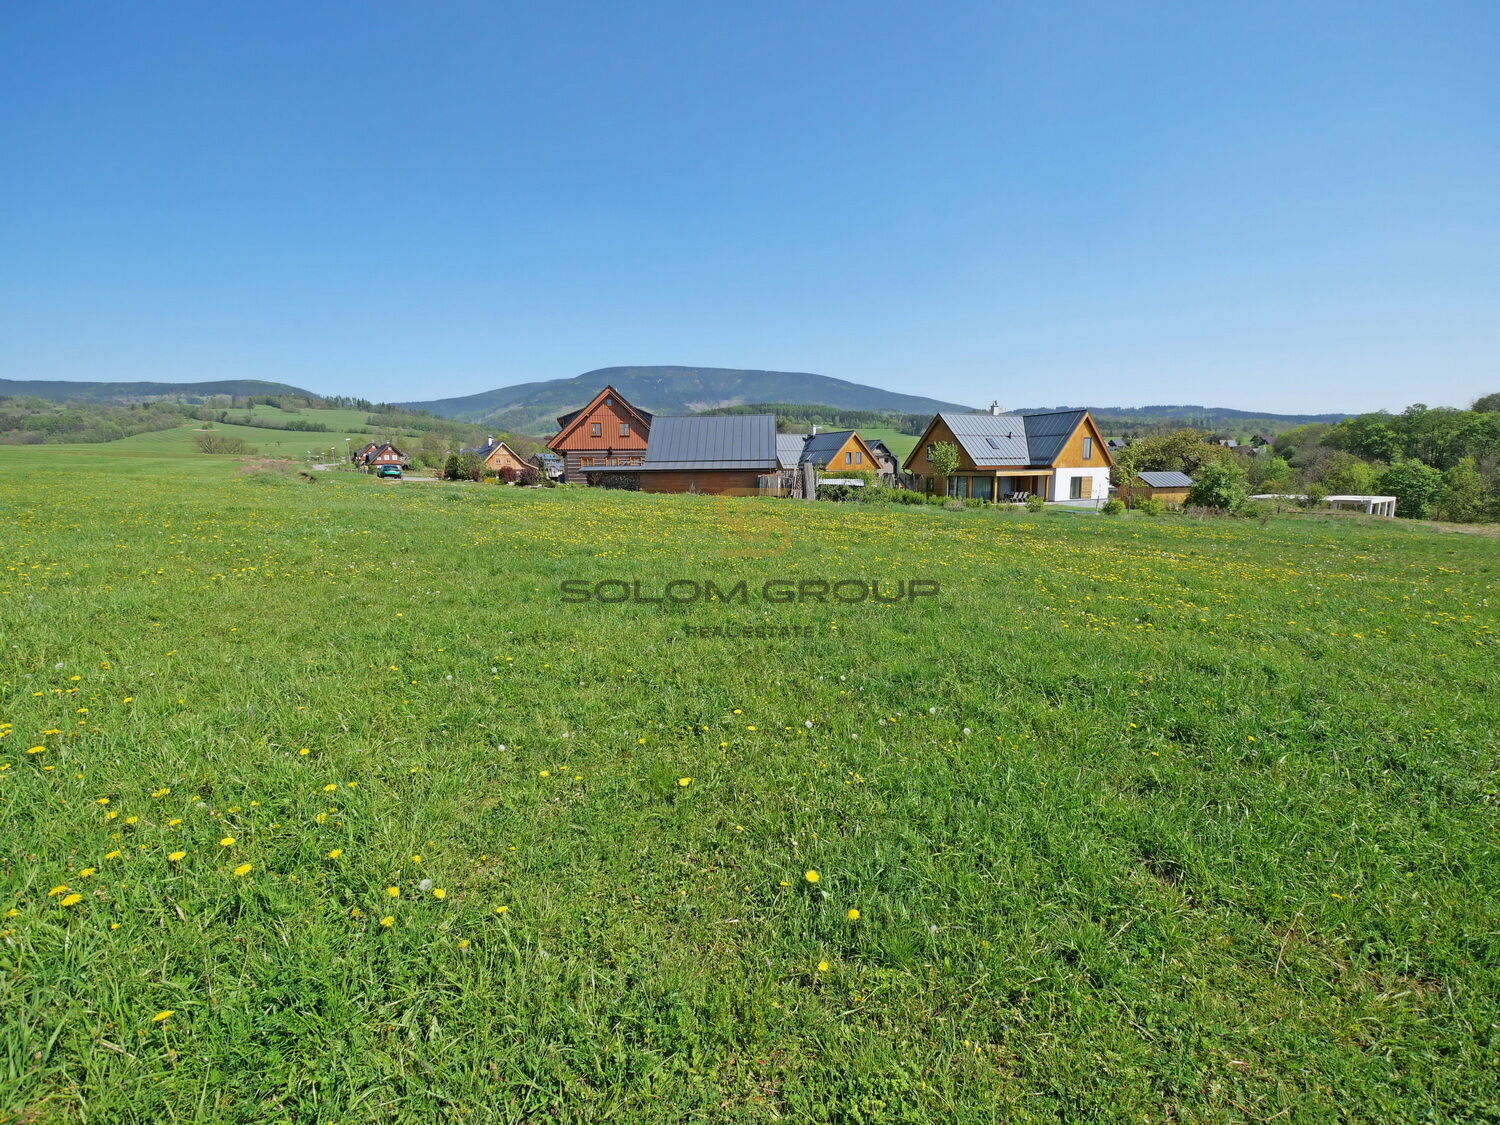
[551,385,653,444]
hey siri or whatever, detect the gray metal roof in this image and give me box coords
[638,414,779,470]
[1137,471,1193,487]
[776,433,809,469]
[933,410,1088,467]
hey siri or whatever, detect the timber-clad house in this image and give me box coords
[462,437,532,475]
[353,442,407,470]
[546,385,652,482]
[902,404,1112,504]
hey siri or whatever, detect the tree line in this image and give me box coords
[1112,395,1500,520]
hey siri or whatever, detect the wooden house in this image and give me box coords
[1118,471,1193,507]
[463,437,531,476]
[584,414,778,495]
[902,406,1112,504]
[546,385,652,482]
[351,441,380,465]
[775,429,887,476]
[357,442,407,470]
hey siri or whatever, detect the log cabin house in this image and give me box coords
[903,405,1111,504]
[546,385,652,482]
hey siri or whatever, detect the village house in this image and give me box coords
[585,414,778,495]
[1118,470,1194,507]
[354,442,407,470]
[774,428,886,476]
[351,441,379,465]
[546,385,652,482]
[903,404,1112,504]
[462,436,532,476]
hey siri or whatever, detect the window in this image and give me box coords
[925,447,932,461]
[1070,476,1085,500]
[845,452,853,465]
[591,422,602,437]
[947,475,966,498]
[1082,436,1093,460]
[854,451,862,465]
[619,422,630,437]
[606,397,614,405]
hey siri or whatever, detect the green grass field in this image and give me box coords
[855,428,918,462]
[2,442,1496,1123]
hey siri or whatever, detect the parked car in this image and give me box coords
[376,465,402,479]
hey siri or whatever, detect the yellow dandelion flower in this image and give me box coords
[493,905,509,914]
[804,870,820,884]
[847,908,860,921]
[326,848,342,859]
[48,885,69,896]
[105,850,121,859]
[385,886,400,898]
[817,961,831,973]
[96,797,110,806]
[321,783,337,792]
[109,922,120,930]
[456,938,470,949]
[152,1010,174,1022]
[379,915,395,927]
[60,893,84,907]
[26,746,46,754]
[411,855,422,864]
[78,868,96,878]
[168,818,182,826]
[219,837,235,847]
[538,770,550,778]
[298,748,311,756]
[677,777,692,787]
[104,810,119,820]
[167,851,186,862]
[432,888,446,899]
[232,863,252,876]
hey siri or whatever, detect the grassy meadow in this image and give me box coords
[1,442,1497,1123]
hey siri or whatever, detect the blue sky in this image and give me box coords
[3,1,1495,412]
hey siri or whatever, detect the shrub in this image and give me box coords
[516,466,541,486]
[1187,460,1249,511]
[194,433,257,455]
[498,467,519,484]
[1024,494,1046,513]
[1100,498,1126,515]
[1135,496,1165,516]
[1376,458,1443,519]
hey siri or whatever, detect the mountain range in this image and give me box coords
[4,370,1351,435]
[400,366,976,432]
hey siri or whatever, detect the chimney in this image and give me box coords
[811,425,819,435]
[990,401,1003,415]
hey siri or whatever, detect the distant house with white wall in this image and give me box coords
[903,404,1112,504]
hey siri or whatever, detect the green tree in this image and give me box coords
[1318,451,1382,495]
[1111,429,1227,486]
[1472,392,1500,414]
[1187,459,1248,510]
[1376,458,1443,519]
[1433,457,1487,523]
[927,441,960,494]
[1326,414,1403,462]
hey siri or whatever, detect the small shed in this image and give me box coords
[1121,470,1193,507]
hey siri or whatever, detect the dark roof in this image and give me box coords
[799,430,859,468]
[461,439,521,460]
[776,433,809,470]
[1137,471,1193,487]
[931,409,1090,467]
[635,414,778,471]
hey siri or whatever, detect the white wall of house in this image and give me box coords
[1048,468,1111,504]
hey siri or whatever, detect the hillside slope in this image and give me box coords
[401,366,974,431]
[0,378,317,404]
